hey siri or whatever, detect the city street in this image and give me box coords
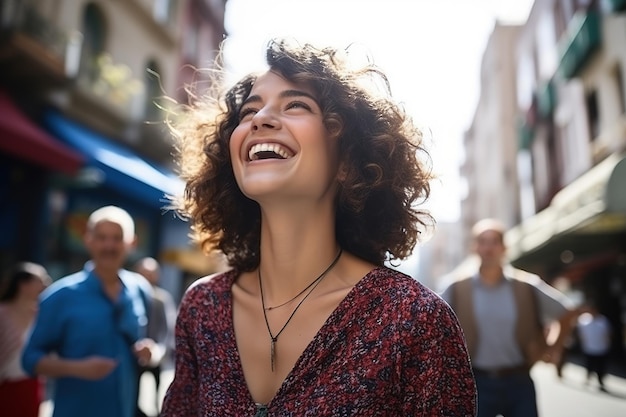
[532,359,626,417]
[39,360,626,416]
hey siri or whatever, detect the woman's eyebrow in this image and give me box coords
[242,95,261,106]
[279,89,316,101]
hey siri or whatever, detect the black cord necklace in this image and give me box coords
[263,267,334,311]
[259,248,342,372]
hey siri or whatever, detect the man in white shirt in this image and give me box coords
[577,305,612,391]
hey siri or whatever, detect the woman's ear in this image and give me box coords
[325,117,343,139]
[336,161,348,182]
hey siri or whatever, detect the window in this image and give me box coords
[517,51,536,110]
[80,3,106,82]
[517,150,536,219]
[144,59,163,122]
[154,0,177,24]
[536,13,559,78]
[546,126,561,198]
[574,0,594,12]
[585,90,599,141]
[184,18,200,60]
[553,0,568,40]
[614,63,626,116]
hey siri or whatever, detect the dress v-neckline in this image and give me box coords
[228,267,381,408]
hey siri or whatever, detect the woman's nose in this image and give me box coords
[251,106,280,131]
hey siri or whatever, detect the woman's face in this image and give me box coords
[229,70,340,205]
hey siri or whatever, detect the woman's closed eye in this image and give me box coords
[238,100,315,123]
[284,101,312,112]
[238,107,258,122]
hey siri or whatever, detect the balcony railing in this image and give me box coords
[75,53,144,120]
[558,10,602,80]
[0,0,81,83]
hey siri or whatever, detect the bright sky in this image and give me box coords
[223,0,535,224]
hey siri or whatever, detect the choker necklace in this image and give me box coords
[259,248,342,372]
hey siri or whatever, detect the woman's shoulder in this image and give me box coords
[365,266,437,294]
[360,266,445,309]
[345,267,459,343]
[182,269,237,303]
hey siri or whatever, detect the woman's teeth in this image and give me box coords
[248,143,293,161]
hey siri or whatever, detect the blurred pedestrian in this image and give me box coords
[0,262,51,417]
[133,257,176,417]
[21,205,157,417]
[161,38,476,416]
[555,307,580,379]
[440,218,577,417]
[577,304,611,391]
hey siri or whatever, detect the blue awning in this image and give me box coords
[44,110,184,209]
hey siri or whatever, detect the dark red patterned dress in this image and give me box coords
[161,267,476,416]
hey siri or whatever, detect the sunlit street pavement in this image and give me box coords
[39,360,625,417]
[533,360,626,417]
[39,367,175,417]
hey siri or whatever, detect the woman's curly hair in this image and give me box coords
[173,38,435,272]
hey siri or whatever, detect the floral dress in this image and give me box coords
[162,267,477,416]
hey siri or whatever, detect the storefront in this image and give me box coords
[507,153,626,276]
[0,90,83,271]
[42,110,219,298]
[506,153,626,357]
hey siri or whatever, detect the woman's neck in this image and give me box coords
[258,208,339,297]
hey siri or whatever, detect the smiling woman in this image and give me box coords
[224,0,535,226]
[161,38,477,416]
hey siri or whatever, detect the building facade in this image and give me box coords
[444,0,626,359]
[507,0,626,358]
[0,0,228,300]
[459,23,523,248]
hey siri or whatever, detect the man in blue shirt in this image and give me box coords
[22,205,157,417]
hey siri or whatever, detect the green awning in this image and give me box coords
[558,11,601,80]
[506,153,626,272]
